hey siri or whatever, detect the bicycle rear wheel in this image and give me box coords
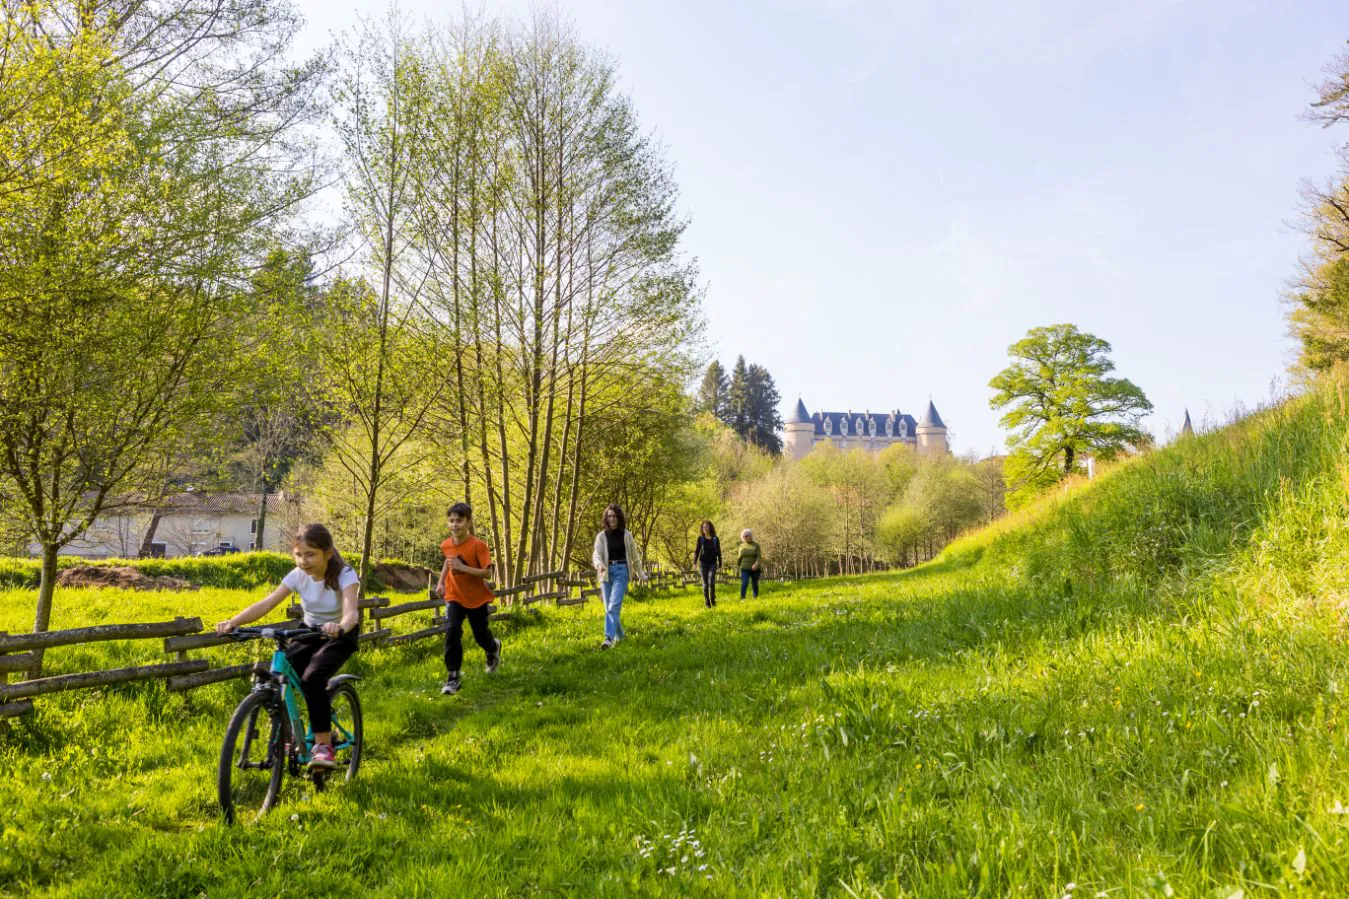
[327,682,363,784]
[218,690,288,824]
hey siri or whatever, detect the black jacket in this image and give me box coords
[694,535,722,568]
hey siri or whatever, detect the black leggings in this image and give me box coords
[443,602,497,673]
[285,629,359,733]
[700,563,717,604]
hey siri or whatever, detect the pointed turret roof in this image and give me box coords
[1181,409,1193,437]
[791,398,812,424]
[918,400,946,430]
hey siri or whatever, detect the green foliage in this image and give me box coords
[990,323,1152,508]
[722,355,783,455]
[1289,46,1349,371]
[697,361,729,418]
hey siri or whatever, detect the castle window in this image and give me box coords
[885,419,892,436]
[838,417,847,436]
[868,419,876,436]
[824,417,832,435]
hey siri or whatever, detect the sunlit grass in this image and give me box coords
[4,382,1349,895]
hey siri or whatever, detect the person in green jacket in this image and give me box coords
[737,528,762,599]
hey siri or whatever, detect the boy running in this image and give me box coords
[438,502,500,695]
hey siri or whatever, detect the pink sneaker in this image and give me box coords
[309,743,336,769]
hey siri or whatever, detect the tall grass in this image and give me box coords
[4,383,1349,895]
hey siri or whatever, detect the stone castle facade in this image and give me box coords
[783,398,950,461]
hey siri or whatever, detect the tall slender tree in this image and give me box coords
[0,0,326,654]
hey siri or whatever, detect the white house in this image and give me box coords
[37,492,294,559]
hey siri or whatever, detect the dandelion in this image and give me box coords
[1135,803,1146,812]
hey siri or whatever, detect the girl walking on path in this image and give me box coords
[738,529,763,599]
[215,523,360,770]
[592,504,646,649]
[693,520,722,608]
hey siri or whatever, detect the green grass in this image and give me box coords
[6,384,1349,895]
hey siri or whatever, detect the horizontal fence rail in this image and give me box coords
[0,560,836,720]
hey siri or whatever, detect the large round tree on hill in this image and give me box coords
[989,324,1152,507]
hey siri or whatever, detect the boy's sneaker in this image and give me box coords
[485,639,502,674]
[600,638,614,650]
[441,672,461,695]
[308,744,336,769]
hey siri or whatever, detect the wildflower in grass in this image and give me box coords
[1135,803,1146,812]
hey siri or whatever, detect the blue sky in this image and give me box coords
[294,0,1349,455]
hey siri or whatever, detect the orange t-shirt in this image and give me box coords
[440,535,495,609]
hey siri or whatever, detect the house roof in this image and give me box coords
[812,410,918,437]
[154,492,289,516]
[918,401,946,430]
[791,398,813,424]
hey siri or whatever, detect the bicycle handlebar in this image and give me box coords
[225,624,320,642]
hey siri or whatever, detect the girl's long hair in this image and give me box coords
[701,520,717,539]
[602,504,627,533]
[295,523,349,592]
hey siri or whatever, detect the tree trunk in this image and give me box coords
[255,483,269,552]
[30,542,59,677]
[1064,445,1076,474]
[137,510,163,558]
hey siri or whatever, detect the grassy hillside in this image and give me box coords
[4,385,1349,896]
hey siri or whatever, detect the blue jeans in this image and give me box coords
[602,562,629,639]
[740,568,760,598]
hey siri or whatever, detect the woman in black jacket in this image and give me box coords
[693,520,722,608]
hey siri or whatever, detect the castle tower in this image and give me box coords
[916,400,949,456]
[1180,409,1194,438]
[784,398,816,460]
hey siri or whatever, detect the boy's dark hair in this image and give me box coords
[447,502,473,519]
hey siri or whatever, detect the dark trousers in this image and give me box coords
[443,602,497,673]
[285,629,359,733]
[740,568,760,598]
[700,563,717,605]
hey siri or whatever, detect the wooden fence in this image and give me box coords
[0,563,836,721]
[0,566,704,720]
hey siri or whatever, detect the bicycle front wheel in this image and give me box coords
[218,690,288,824]
[327,682,363,784]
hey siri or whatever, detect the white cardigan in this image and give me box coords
[592,529,646,583]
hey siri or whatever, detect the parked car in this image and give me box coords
[199,544,242,556]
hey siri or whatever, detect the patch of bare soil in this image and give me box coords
[56,566,200,592]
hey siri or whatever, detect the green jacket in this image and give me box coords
[737,541,761,571]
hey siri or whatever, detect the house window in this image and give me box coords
[250,519,257,534]
[248,541,257,551]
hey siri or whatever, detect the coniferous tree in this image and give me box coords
[745,363,783,455]
[698,360,729,418]
[727,356,751,437]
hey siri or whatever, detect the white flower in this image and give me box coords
[290,813,300,822]
[40,772,52,782]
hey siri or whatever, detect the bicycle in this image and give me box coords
[216,625,363,824]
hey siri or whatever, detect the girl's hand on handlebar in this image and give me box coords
[321,621,344,638]
[215,619,237,636]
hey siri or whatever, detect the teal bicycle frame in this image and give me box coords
[255,634,357,764]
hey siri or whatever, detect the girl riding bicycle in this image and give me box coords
[215,523,360,769]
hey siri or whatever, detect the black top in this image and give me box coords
[694,535,721,568]
[606,528,627,563]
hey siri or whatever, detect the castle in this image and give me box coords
[783,398,949,460]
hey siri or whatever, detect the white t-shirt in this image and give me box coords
[282,565,360,626]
